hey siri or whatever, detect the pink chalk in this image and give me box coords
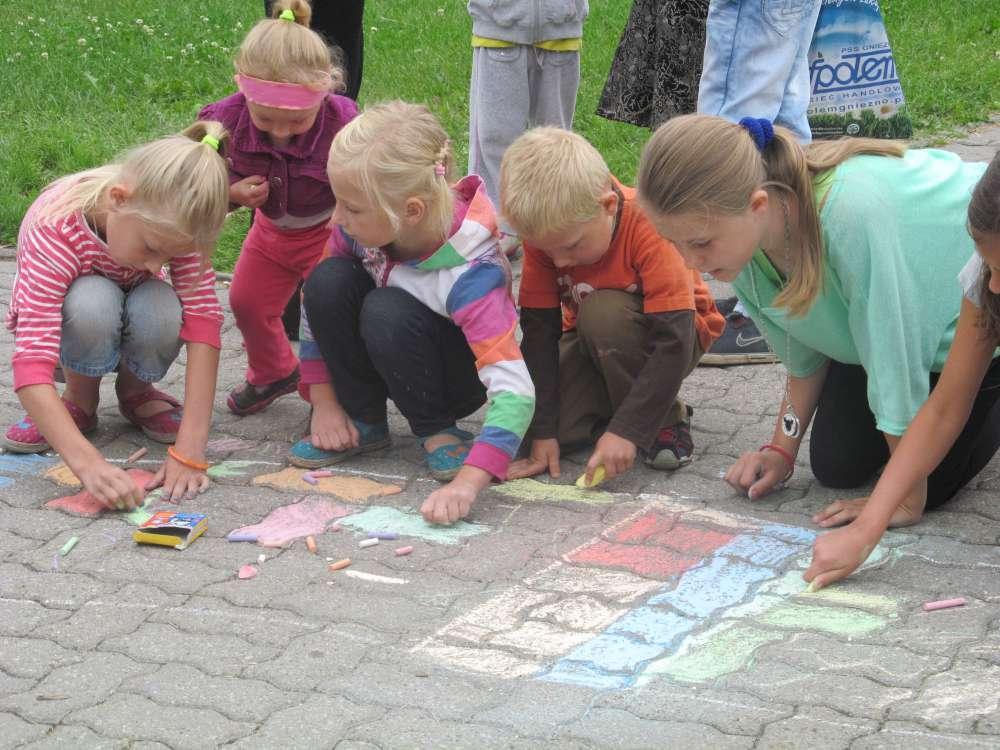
[302,473,319,485]
[394,546,414,557]
[922,597,967,612]
[310,470,334,478]
[238,564,259,580]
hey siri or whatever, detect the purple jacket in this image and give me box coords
[198,92,358,222]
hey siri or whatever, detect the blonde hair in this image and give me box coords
[328,100,456,238]
[637,114,906,316]
[36,121,231,255]
[235,0,345,93]
[500,127,611,237]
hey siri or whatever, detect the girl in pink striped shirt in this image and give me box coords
[4,122,230,509]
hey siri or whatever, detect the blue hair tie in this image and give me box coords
[738,117,775,152]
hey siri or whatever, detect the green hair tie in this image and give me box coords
[201,134,220,151]
[279,9,295,21]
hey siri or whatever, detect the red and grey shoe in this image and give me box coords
[227,367,301,416]
[3,400,98,453]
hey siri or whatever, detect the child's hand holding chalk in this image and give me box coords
[581,432,637,487]
[576,464,607,489]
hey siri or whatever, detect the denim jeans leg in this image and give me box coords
[698,0,822,143]
[60,275,125,377]
[120,279,183,383]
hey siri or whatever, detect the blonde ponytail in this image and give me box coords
[638,114,906,316]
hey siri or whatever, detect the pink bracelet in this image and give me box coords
[760,443,794,480]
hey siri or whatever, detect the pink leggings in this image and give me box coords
[229,211,329,385]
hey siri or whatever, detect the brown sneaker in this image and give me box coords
[226,367,300,416]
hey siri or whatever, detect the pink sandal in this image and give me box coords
[117,388,183,444]
[4,400,97,453]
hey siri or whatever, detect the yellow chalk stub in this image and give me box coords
[575,465,607,489]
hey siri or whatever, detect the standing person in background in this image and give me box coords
[467,0,589,256]
[597,0,708,129]
[695,0,822,365]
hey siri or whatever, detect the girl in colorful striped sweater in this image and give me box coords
[291,101,535,524]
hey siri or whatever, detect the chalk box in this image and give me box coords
[133,511,207,550]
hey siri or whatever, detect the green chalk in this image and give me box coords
[59,536,80,557]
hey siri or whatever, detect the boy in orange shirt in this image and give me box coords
[503,128,724,484]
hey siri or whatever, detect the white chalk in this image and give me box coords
[343,570,408,585]
[358,538,379,549]
[257,553,266,564]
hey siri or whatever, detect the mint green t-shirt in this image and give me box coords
[733,148,988,436]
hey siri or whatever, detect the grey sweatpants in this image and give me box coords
[468,44,581,227]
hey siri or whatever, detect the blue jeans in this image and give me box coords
[698,0,822,143]
[61,276,182,383]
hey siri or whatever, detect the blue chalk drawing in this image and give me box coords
[339,505,489,545]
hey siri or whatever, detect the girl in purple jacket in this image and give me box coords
[199,0,358,415]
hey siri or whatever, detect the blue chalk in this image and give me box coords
[227,532,258,543]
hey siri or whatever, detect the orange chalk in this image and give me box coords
[328,558,351,572]
[306,536,317,554]
[126,447,148,463]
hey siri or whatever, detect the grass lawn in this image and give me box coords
[1,0,996,270]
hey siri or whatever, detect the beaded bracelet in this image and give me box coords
[759,443,794,481]
[167,445,210,472]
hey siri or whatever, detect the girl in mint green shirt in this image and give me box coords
[636,115,1000,585]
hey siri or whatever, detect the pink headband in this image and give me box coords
[235,73,329,110]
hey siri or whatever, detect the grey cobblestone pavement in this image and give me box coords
[1,124,999,749]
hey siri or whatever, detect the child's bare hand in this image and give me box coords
[147,455,210,503]
[78,459,144,510]
[311,402,359,451]
[804,523,879,591]
[507,438,561,480]
[230,175,269,208]
[586,431,636,482]
[724,449,791,500]
[421,479,477,525]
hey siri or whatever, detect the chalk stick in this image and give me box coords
[227,532,258,543]
[328,558,351,571]
[575,465,607,489]
[238,564,258,580]
[367,531,398,540]
[257,553,266,564]
[805,581,819,594]
[922,597,966,612]
[394,546,414,557]
[358,538,379,548]
[310,470,334,478]
[302,473,319,485]
[59,536,79,557]
[126,447,148,463]
[306,536,317,554]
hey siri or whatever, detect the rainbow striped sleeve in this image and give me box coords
[447,260,535,479]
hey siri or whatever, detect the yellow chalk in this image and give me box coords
[575,465,607,489]
[805,580,819,594]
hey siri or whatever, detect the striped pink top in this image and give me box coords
[6,184,224,391]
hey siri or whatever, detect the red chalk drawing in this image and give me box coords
[650,522,735,555]
[44,470,156,517]
[567,541,702,580]
[228,496,353,547]
[605,511,678,544]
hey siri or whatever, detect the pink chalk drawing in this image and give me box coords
[44,470,157,518]
[228,496,353,547]
[415,497,909,690]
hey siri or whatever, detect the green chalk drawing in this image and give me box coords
[339,505,488,544]
[808,588,898,614]
[208,460,272,480]
[495,478,614,505]
[642,622,782,684]
[757,602,887,635]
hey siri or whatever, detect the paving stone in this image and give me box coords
[854,721,1000,749]
[0,636,81,679]
[19,725,128,750]
[121,663,302,723]
[66,693,253,749]
[100,622,279,677]
[756,706,877,748]
[559,706,754,749]
[342,708,529,750]
[720,660,913,720]
[0,712,48,750]
[0,652,147,723]
[244,628,376,691]
[231,694,382,749]
[889,659,1000,732]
